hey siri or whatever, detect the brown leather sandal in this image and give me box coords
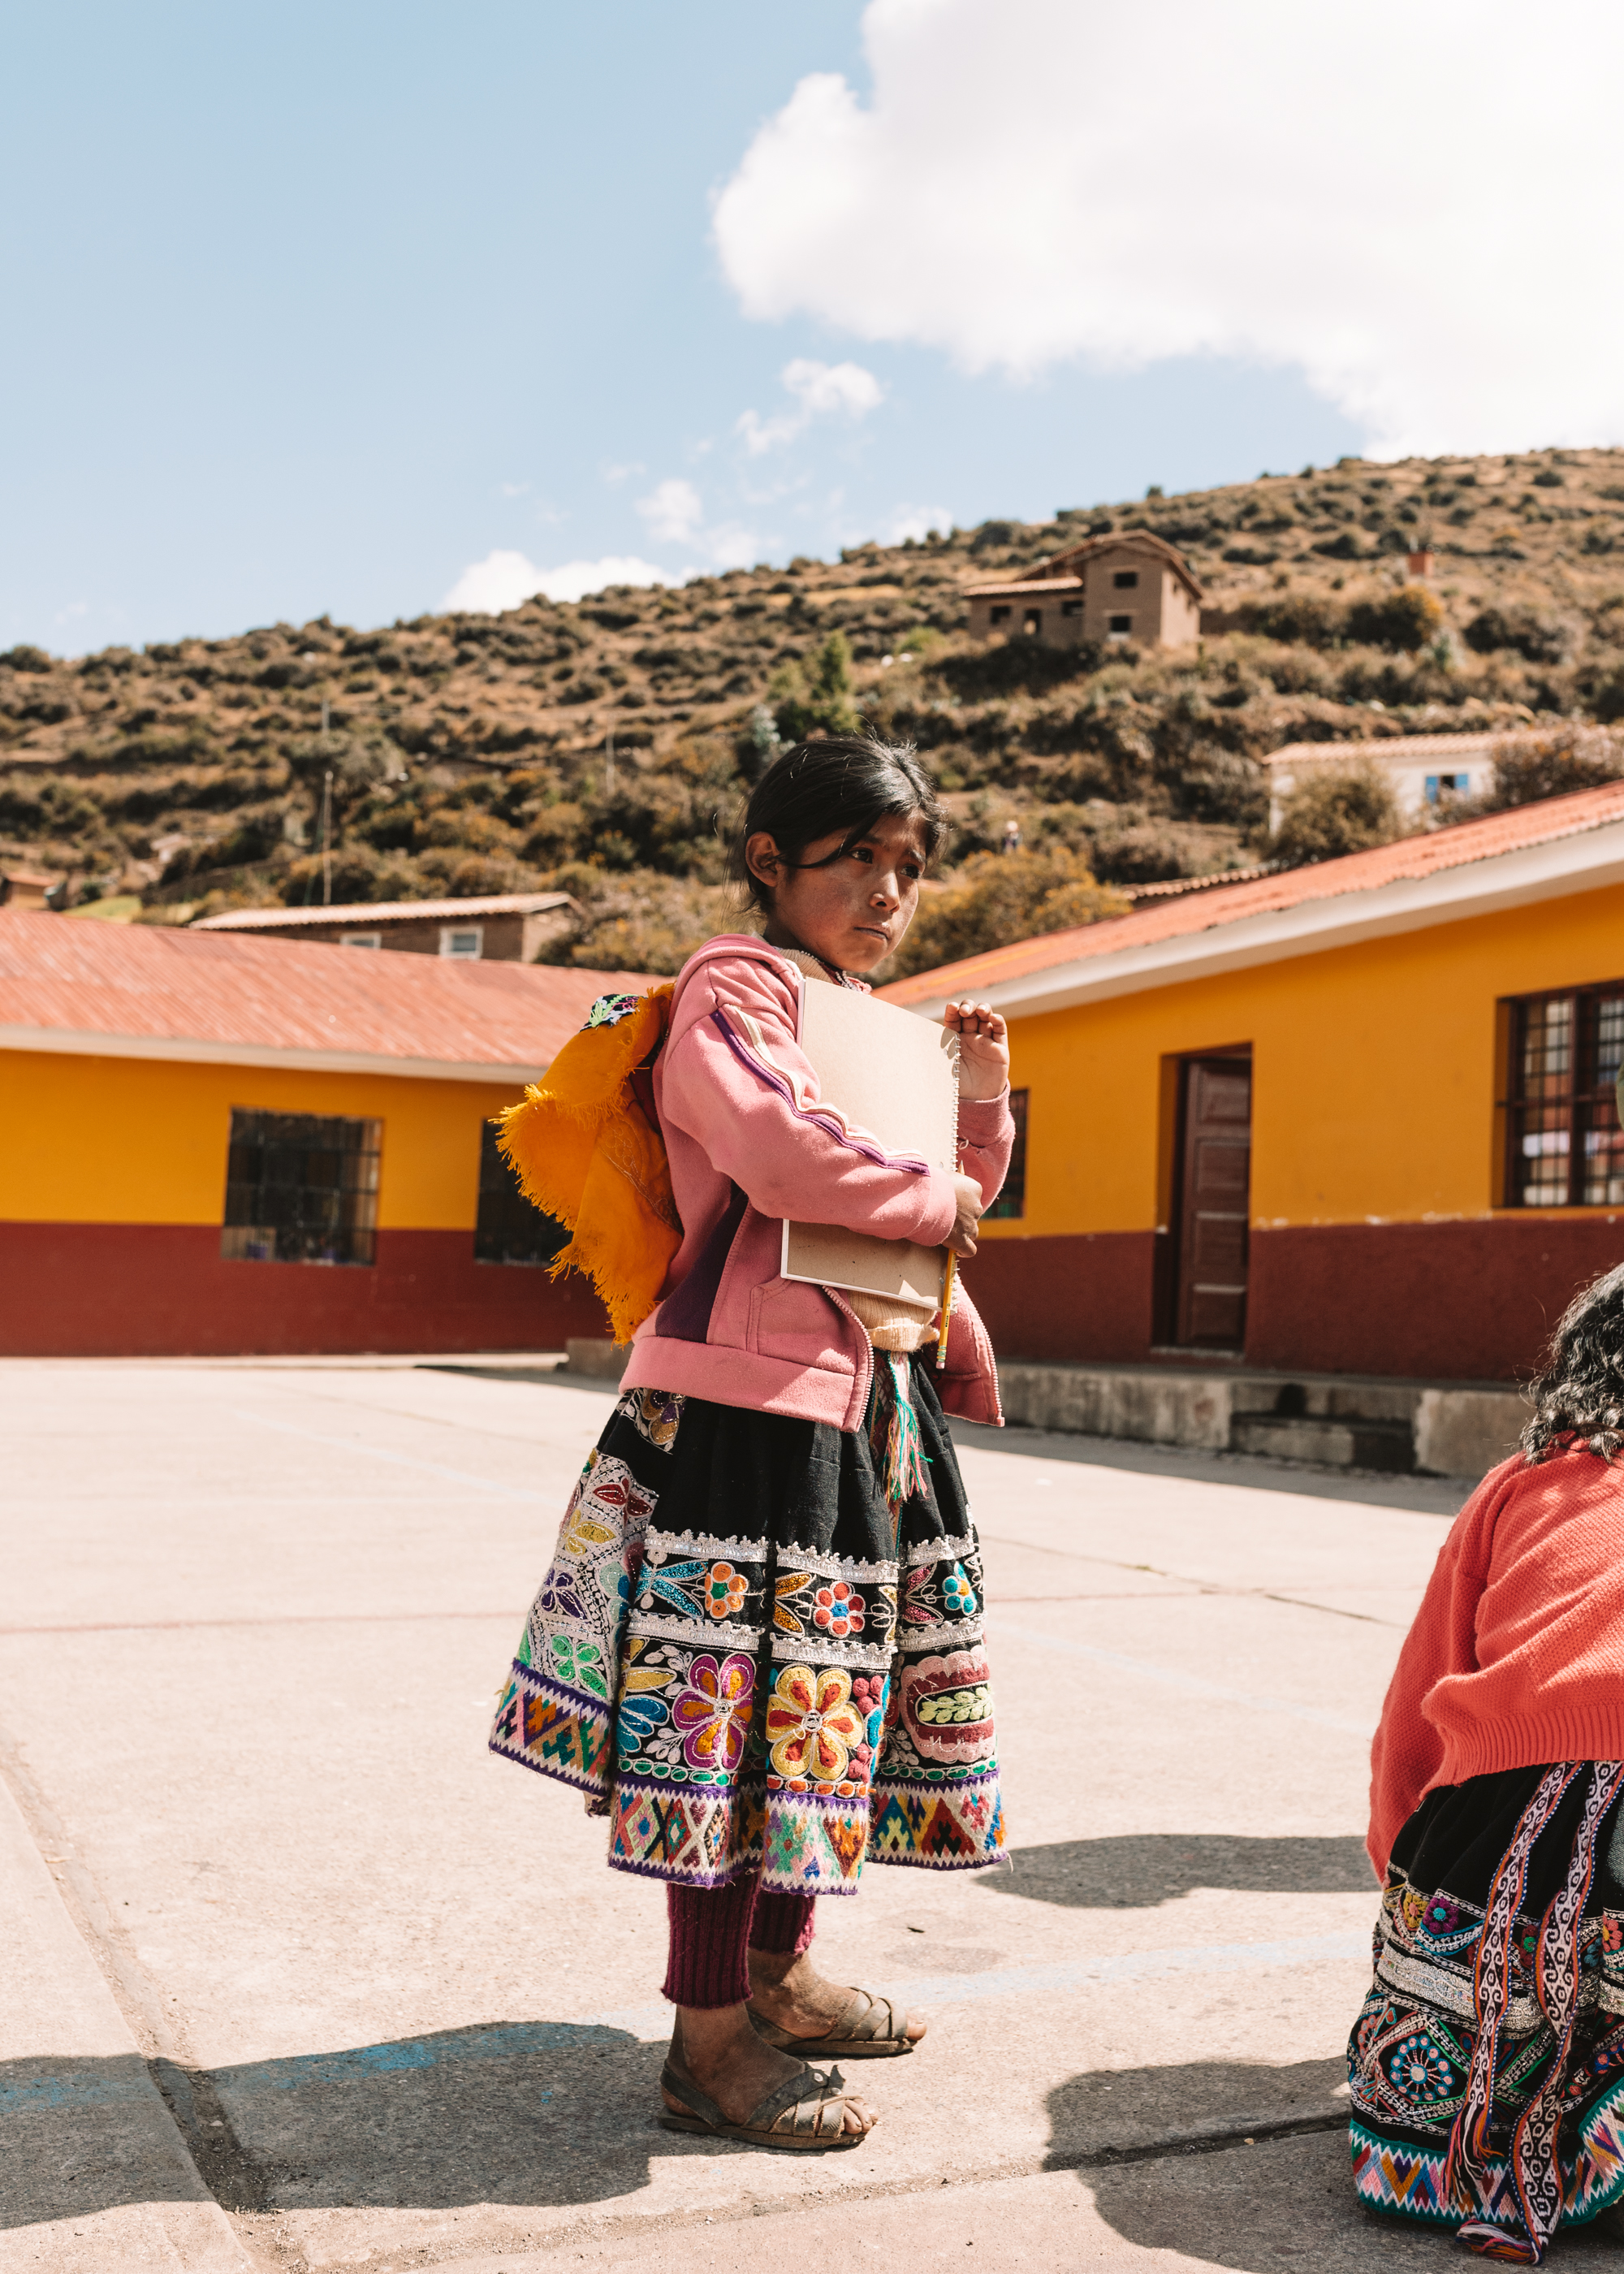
[748,1987,920,2060]
[657,2051,870,2151]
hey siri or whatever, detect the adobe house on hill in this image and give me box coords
[964,530,1203,651]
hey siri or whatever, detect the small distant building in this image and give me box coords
[1263,730,1553,834]
[2,868,57,910]
[191,890,578,962]
[964,530,1203,651]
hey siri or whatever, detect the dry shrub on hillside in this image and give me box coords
[1454,728,1624,818]
[883,847,1128,981]
[1265,760,1402,867]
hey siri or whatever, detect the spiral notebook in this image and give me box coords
[780,979,959,1308]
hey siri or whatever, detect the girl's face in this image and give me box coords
[745,810,929,974]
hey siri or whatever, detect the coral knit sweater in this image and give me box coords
[1368,1444,1624,1880]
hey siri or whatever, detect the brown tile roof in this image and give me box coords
[192,891,575,931]
[0,911,655,1076]
[879,780,1624,1006]
[961,577,1084,599]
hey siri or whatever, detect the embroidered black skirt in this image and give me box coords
[1348,1762,1624,2260]
[489,1355,1005,1896]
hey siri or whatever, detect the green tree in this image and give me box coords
[1267,760,1401,867]
[884,847,1129,980]
[771,631,861,741]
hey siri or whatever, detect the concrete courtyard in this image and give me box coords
[4,1355,1611,2272]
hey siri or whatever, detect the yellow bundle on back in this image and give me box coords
[495,985,679,1344]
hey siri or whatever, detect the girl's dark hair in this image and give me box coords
[1522,1259,1624,1463]
[731,736,948,914]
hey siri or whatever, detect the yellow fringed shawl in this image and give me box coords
[495,984,679,1344]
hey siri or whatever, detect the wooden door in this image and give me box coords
[1174,1055,1252,1349]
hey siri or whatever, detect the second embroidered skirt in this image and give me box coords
[1348,1762,1624,2261]
[490,1356,1005,1896]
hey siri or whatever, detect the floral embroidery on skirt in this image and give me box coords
[489,1355,1005,1895]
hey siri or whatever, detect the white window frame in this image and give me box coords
[439,925,484,959]
[340,931,382,949]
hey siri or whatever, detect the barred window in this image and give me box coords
[1504,984,1624,1208]
[221,1109,381,1264]
[474,1122,568,1265]
[985,1088,1028,1221]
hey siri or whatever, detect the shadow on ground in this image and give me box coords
[1,2022,711,2228]
[978,1832,1375,1909]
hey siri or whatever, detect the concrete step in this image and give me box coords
[1229,1411,1417,1473]
[996,1359,1529,1480]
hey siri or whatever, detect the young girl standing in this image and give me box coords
[1349,1260,1624,2261]
[491,738,1014,2151]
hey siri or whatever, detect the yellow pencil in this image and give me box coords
[936,1248,957,1369]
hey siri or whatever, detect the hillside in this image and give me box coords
[7,442,1624,972]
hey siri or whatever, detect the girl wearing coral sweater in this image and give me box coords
[1350,1261,1624,2262]
[490,739,1013,2151]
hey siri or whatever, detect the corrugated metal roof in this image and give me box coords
[879,780,1624,1006]
[0,912,655,1078]
[1263,729,1549,768]
[192,891,574,931]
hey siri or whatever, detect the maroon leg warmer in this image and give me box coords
[662,1879,819,2008]
[663,1876,758,2008]
[749,1888,818,1956]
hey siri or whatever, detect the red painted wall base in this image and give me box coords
[0,1221,611,1357]
[969,1217,1624,1383]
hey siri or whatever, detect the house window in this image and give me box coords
[1060,599,1083,617]
[989,604,1011,625]
[1021,609,1042,636]
[985,1089,1029,1220]
[1112,570,1140,590]
[221,1109,381,1264]
[1107,614,1133,638]
[340,930,382,949]
[440,925,483,958]
[1425,772,1470,804]
[1503,984,1624,1208]
[473,1123,568,1265]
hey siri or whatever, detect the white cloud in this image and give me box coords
[712,0,1624,460]
[443,550,674,614]
[883,503,952,544]
[637,477,706,543]
[736,357,886,454]
[602,460,646,484]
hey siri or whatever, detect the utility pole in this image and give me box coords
[605,727,615,794]
[322,769,334,906]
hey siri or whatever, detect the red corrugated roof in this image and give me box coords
[879,780,1624,1005]
[0,912,655,1073]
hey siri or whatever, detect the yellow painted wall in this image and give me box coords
[983,879,1624,1240]
[0,1052,529,1228]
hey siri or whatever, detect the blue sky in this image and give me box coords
[0,2,1397,654]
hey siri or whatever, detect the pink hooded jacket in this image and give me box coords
[620,935,1013,1431]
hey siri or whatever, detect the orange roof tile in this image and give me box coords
[0,912,656,1079]
[879,780,1624,1006]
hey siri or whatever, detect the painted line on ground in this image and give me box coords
[991,1619,1376,1737]
[231,1408,547,1498]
